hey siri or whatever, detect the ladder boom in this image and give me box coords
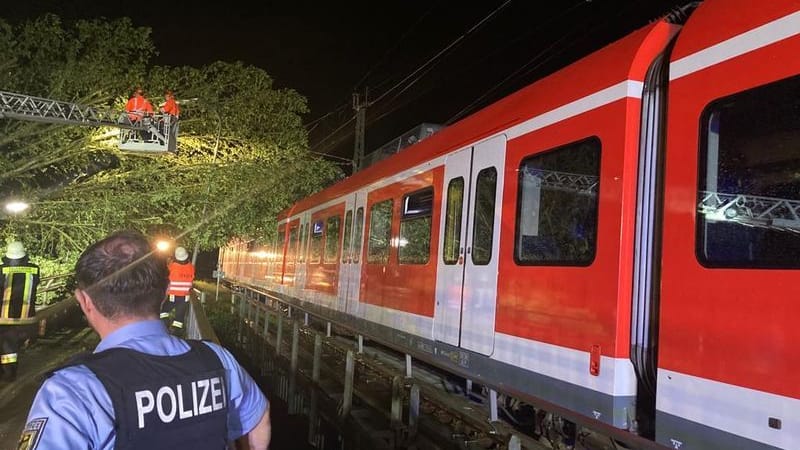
[0,91,145,130]
[0,90,176,153]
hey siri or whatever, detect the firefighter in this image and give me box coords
[124,86,154,141]
[160,246,195,334]
[19,231,270,449]
[125,86,154,123]
[159,89,180,119]
[0,241,40,381]
[158,89,180,142]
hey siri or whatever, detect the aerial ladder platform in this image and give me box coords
[0,90,177,153]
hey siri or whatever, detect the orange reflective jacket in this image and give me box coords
[168,261,195,296]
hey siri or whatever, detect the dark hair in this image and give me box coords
[75,230,168,319]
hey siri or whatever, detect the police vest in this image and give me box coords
[168,261,195,296]
[73,340,229,450]
[0,260,39,319]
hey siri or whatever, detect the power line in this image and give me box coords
[352,1,441,92]
[304,2,440,147]
[368,0,514,108]
[309,114,356,153]
[446,1,636,124]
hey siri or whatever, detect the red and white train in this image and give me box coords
[221,1,800,448]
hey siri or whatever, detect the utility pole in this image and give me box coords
[352,88,368,172]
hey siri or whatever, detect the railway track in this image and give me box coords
[222,285,553,450]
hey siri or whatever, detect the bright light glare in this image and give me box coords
[5,201,29,214]
[156,240,171,252]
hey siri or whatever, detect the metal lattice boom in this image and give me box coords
[524,168,599,195]
[0,91,144,130]
[699,191,800,232]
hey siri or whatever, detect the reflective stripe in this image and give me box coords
[1,266,38,275]
[159,312,170,319]
[2,279,10,318]
[171,321,184,329]
[1,353,18,364]
[1,265,38,319]
[168,295,175,302]
[20,273,33,318]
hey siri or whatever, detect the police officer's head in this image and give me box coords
[75,230,168,320]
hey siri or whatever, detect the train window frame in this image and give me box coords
[399,186,434,265]
[443,177,465,265]
[367,199,393,264]
[695,74,800,269]
[302,223,310,263]
[297,221,306,263]
[471,167,497,266]
[309,219,324,264]
[513,136,601,266]
[342,210,353,264]
[324,215,341,264]
[287,225,298,263]
[353,207,364,264]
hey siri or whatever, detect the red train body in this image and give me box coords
[222,1,800,448]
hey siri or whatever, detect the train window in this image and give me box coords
[287,226,298,264]
[472,168,497,265]
[303,223,310,263]
[325,215,341,264]
[399,187,434,265]
[298,222,306,263]
[515,137,600,265]
[368,200,393,264]
[697,75,800,268]
[342,210,353,263]
[443,177,465,265]
[310,220,323,264]
[353,207,364,263]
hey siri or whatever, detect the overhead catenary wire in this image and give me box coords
[352,1,441,93]
[446,1,664,124]
[367,0,514,108]
[309,1,514,156]
[304,3,440,136]
[311,0,651,158]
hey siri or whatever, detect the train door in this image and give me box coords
[434,135,506,355]
[337,192,366,313]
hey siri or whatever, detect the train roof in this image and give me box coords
[280,13,678,221]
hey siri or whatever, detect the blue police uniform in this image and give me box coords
[19,320,268,450]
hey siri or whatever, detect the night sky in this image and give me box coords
[7,0,690,166]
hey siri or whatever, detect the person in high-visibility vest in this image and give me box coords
[124,86,154,141]
[159,89,180,119]
[125,86,154,123]
[160,246,195,334]
[0,241,40,381]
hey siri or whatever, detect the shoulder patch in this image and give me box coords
[17,418,47,450]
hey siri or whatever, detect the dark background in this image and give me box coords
[7,0,690,169]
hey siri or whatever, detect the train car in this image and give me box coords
[221,1,800,448]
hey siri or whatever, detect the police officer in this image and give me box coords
[160,246,195,334]
[20,230,271,449]
[0,241,40,381]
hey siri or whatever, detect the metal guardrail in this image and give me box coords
[187,289,220,344]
